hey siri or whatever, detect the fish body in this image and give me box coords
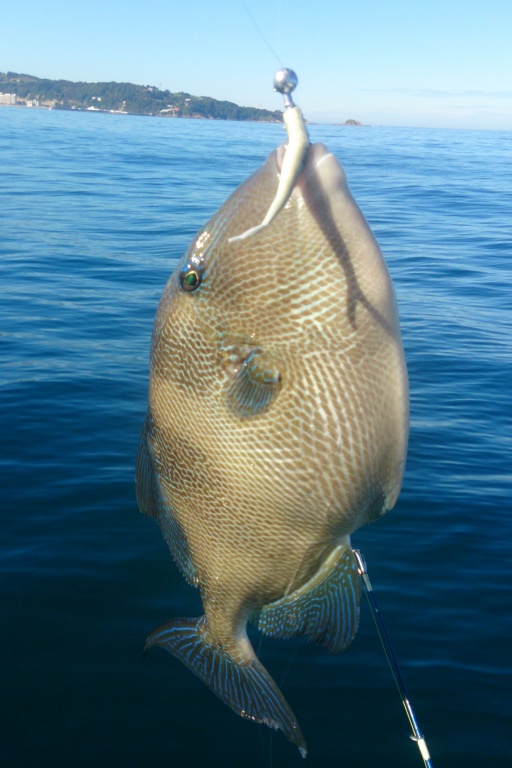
[136,140,408,755]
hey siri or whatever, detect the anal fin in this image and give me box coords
[145,616,306,757]
[258,543,361,653]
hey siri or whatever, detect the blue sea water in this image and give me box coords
[1,105,511,768]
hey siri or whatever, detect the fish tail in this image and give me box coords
[144,615,307,757]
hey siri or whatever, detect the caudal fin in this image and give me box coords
[145,616,307,757]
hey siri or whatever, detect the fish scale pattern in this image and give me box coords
[137,141,408,753]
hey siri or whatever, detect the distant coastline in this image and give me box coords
[0,71,283,123]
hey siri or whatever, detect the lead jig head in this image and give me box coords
[273,68,298,108]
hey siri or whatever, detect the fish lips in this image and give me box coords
[276,141,341,197]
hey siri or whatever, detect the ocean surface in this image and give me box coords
[1,106,511,768]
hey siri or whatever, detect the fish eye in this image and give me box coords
[179,264,202,292]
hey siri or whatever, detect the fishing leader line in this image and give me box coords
[241,1,284,68]
[354,550,434,768]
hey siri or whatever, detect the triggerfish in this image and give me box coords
[136,80,408,757]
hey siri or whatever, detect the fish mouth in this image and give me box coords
[276,140,331,178]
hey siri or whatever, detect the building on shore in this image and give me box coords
[0,93,17,105]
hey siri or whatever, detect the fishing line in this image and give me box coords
[269,637,307,766]
[354,550,434,768]
[241,1,283,67]
[255,632,273,768]
[255,631,306,767]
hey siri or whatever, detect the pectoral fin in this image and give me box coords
[258,543,361,653]
[225,347,282,419]
[145,616,306,757]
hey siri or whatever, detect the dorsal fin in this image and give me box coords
[136,415,197,585]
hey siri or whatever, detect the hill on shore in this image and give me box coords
[0,71,283,122]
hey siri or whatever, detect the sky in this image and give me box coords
[2,0,511,130]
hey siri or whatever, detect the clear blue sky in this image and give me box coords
[2,0,511,130]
